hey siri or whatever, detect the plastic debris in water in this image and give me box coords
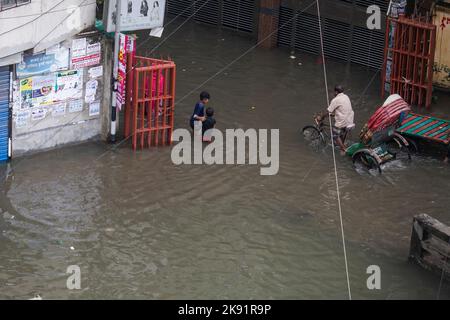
[70,246,75,251]
[29,294,42,300]
[289,55,296,59]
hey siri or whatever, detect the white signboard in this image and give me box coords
[106,0,166,32]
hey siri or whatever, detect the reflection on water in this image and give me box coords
[0,20,449,299]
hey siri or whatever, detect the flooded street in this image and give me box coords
[1,19,449,299]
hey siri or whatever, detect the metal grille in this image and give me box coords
[0,66,10,162]
[194,0,220,26]
[277,6,294,47]
[350,26,385,69]
[338,0,388,12]
[323,18,351,60]
[355,0,389,12]
[167,0,256,33]
[222,0,255,33]
[278,6,385,69]
[294,12,321,55]
[167,0,192,17]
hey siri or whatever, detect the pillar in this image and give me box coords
[257,0,281,48]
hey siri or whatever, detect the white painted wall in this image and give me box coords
[0,0,96,64]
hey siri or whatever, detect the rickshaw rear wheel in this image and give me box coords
[387,136,412,161]
[352,150,382,175]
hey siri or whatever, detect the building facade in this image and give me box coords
[0,0,112,158]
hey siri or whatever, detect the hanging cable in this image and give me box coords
[315,0,352,300]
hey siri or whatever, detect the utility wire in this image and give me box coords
[315,0,352,300]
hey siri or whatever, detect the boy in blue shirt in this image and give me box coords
[190,91,210,134]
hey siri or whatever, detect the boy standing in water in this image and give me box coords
[190,91,210,136]
[202,107,216,142]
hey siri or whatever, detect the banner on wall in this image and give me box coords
[105,0,166,32]
[117,33,136,110]
[16,51,69,78]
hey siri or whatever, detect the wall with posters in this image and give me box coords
[11,31,112,156]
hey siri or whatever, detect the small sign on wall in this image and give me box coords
[105,0,166,32]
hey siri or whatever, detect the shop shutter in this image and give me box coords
[194,0,220,26]
[350,26,385,69]
[167,0,256,33]
[355,0,388,12]
[277,6,294,47]
[277,5,385,69]
[167,0,192,17]
[222,0,255,33]
[0,66,10,162]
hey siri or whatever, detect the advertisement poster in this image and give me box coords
[106,0,166,32]
[32,74,56,107]
[72,38,87,58]
[15,110,30,128]
[31,108,46,121]
[85,79,98,103]
[88,66,103,78]
[16,51,69,78]
[89,101,100,116]
[117,33,136,110]
[52,102,66,117]
[19,77,33,109]
[55,70,83,101]
[71,41,101,69]
[68,99,83,113]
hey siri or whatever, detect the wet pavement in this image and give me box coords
[0,19,449,299]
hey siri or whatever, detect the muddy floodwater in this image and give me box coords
[1,19,450,299]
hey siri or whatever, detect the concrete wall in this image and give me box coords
[0,0,96,65]
[11,32,113,157]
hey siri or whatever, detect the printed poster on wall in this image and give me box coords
[89,101,100,116]
[85,79,98,103]
[88,66,103,78]
[71,38,87,58]
[31,108,46,121]
[52,102,66,117]
[117,33,136,110]
[32,74,56,107]
[68,99,83,113]
[71,39,101,69]
[15,110,30,128]
[19,78,33,109]
[106,0,166,33]
[55,70,83,101]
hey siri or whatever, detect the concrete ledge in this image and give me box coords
[12,118,101,157]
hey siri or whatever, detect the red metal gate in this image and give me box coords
[124,55,176,149]
[382,16,436,109]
